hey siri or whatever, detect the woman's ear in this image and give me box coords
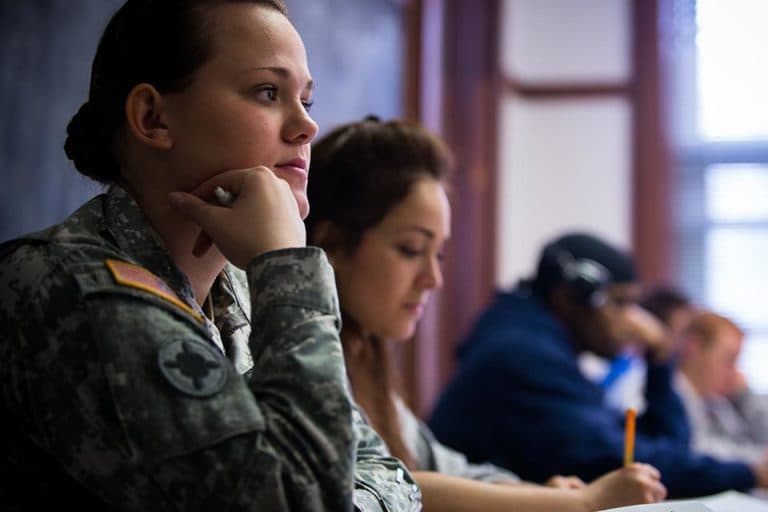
[124,83,172,150]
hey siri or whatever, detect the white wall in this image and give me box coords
[495,0,634,287]
[500,0,631,83]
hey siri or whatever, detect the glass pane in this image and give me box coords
[696,0,768,140]
[706,228,768,327]
[706,164,768,221]
[739,334,768,394]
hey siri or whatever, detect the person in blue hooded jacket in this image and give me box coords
[428,232,768,498]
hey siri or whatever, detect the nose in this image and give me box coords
[282,103,319,145]
[419,256,444,290]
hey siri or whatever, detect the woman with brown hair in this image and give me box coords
[306,116,669,511]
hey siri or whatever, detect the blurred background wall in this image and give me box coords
[0,0,123,240]
[495,0,633,287]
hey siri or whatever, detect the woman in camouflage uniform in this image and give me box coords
[306,117,669,511]
[0,1,419,510]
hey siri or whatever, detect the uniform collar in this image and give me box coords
[102,185,252,357]
[102,184,198,309]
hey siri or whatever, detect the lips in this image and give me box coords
[273,157,307,187]
[274,157,307,173]
[404,302,427,318]
[274,159,307,190]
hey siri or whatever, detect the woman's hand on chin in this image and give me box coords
[169,166,306,268]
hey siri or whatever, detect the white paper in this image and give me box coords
[597,491,768,512]
[598,502,711,512]
[699,490,768,512]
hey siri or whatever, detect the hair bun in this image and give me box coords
[363,114,381,122]
[64,102,96,165]
[64,102,118,183]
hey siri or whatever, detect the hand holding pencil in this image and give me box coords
[580,408,668,507]
[583,462,666,508]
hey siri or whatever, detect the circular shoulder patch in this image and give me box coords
[158,339,228,397]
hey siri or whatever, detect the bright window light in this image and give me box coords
[706,228,768,329]
[696,0,768,140]
[705,164,768,221]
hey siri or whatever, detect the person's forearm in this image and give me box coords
[246,248,356,507]
[247,249,426,510]
[414,471,590,512]
[641,360,690,441]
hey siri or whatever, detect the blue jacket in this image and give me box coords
[428,286,755,498]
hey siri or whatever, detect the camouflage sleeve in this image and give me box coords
[351,405,422,511]
[244,247,358,506]
[0,244,357,510]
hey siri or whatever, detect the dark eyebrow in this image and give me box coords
[243,66,313,92]
[400,226,435,239]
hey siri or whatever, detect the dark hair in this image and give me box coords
[306,116,453,251]
[306,116,452,470]
[640,285,691,326]
[64,0,288,183]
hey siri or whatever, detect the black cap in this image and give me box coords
[532,232,636,302]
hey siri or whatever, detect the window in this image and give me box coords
[671,0,768,391]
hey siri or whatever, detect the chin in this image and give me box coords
[390,324,417,343]
[294,193,309,219]
[370,316,418,342]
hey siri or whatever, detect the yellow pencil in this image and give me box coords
[624,407,637,467]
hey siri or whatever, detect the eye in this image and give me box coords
[302,98,314,112]
[253,85,278,101]
[397,245,422,259]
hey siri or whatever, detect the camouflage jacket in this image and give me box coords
[0,185,421,511]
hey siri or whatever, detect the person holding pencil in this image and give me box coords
[430,232,768,498]
[306,117,667,511]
